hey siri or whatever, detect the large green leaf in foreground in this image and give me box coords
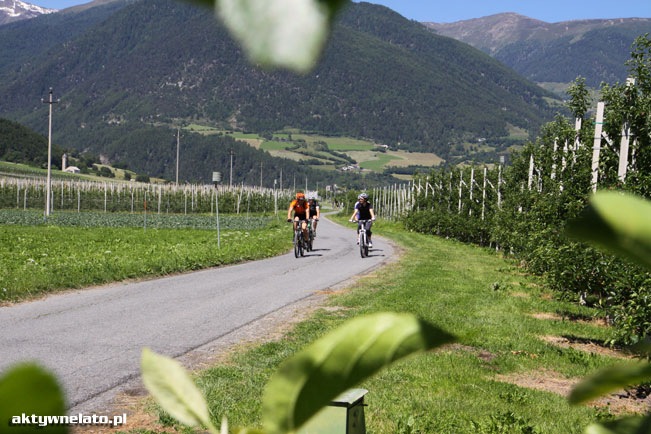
[584,416,650,434]
[569,362,651,404]
[261,312,456,433]
[141,348,217,432]
[0,364,67,434]
[566,191,651,270]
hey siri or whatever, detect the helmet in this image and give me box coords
[358,193,369,200]
[296,192,305,200]
[308,195,316,200]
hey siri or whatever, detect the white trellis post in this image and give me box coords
[527,154,534,190]
[573,117,582,164]
[481,167,487,221]
[618,78,636,183]
[104,183,107,213]
[458,171,463,213]
[591,102,606,192]
[497,164,502,210]
[448,172,453,212]
[551,139,558,180]
[469,168,475,216]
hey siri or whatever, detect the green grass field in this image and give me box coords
[260,141,291,151]
[0,216,290,302]
[139,217,633,434]
[359,153,401,171]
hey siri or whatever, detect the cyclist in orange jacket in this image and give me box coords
[287,192,310,242]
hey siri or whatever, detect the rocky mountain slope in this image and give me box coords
[425,13,651,86]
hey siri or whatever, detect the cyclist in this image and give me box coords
[307,195,320,237]
[349,193,376,248]
[287,192,309,242]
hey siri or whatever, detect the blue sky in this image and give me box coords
[31,0,651,22]
[360,0,651,23]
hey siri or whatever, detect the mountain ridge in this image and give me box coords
[424,13,651,86]
[0,0,56,24]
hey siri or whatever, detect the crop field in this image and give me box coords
[0,209,273,230]
[0,216,290,302]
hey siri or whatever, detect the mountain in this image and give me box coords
[0,0,55,24]
[0,0,558,182]
[0,0,131,79]
[425,13,651,87]
[0,117,64,168]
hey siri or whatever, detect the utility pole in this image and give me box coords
[41,88,59,217]
[175,127,183,186]
[230,149,234,187]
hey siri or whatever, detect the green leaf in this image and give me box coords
[566,191,651,270]
[261,312,455,433]
[140,348,217,432]
[0,363,67,434]
[585,416,650,434]
[569,362,651,405]
[216,0,346,72]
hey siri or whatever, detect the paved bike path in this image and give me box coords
[0,216,393,410]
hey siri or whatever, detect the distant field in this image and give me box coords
[384,150,444,167]
[266,150,312,162]
[291,134,376,151]
[311,164,337,171]
[506,123,529,140]
[260,141,291,151]
[0,161,157,183]
[344,150,443,171]
[359,154,401,171]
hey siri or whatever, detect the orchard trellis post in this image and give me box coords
[617,78,636,182]
[591,102,606,192]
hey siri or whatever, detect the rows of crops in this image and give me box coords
[0,177,294,215]
[0,209,274,230]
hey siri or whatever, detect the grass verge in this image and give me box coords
[131,217,639,434]
[0,220,291,302]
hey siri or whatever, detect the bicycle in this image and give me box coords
[289,219,306,258]
[306,218,316,252]
[352,219,371,258]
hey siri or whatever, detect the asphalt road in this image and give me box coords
[0,216,393,410]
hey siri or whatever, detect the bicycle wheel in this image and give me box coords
[299,236,305,257]
[294,230,300,258]
[360,232,367,258]
[308,228,314,251]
